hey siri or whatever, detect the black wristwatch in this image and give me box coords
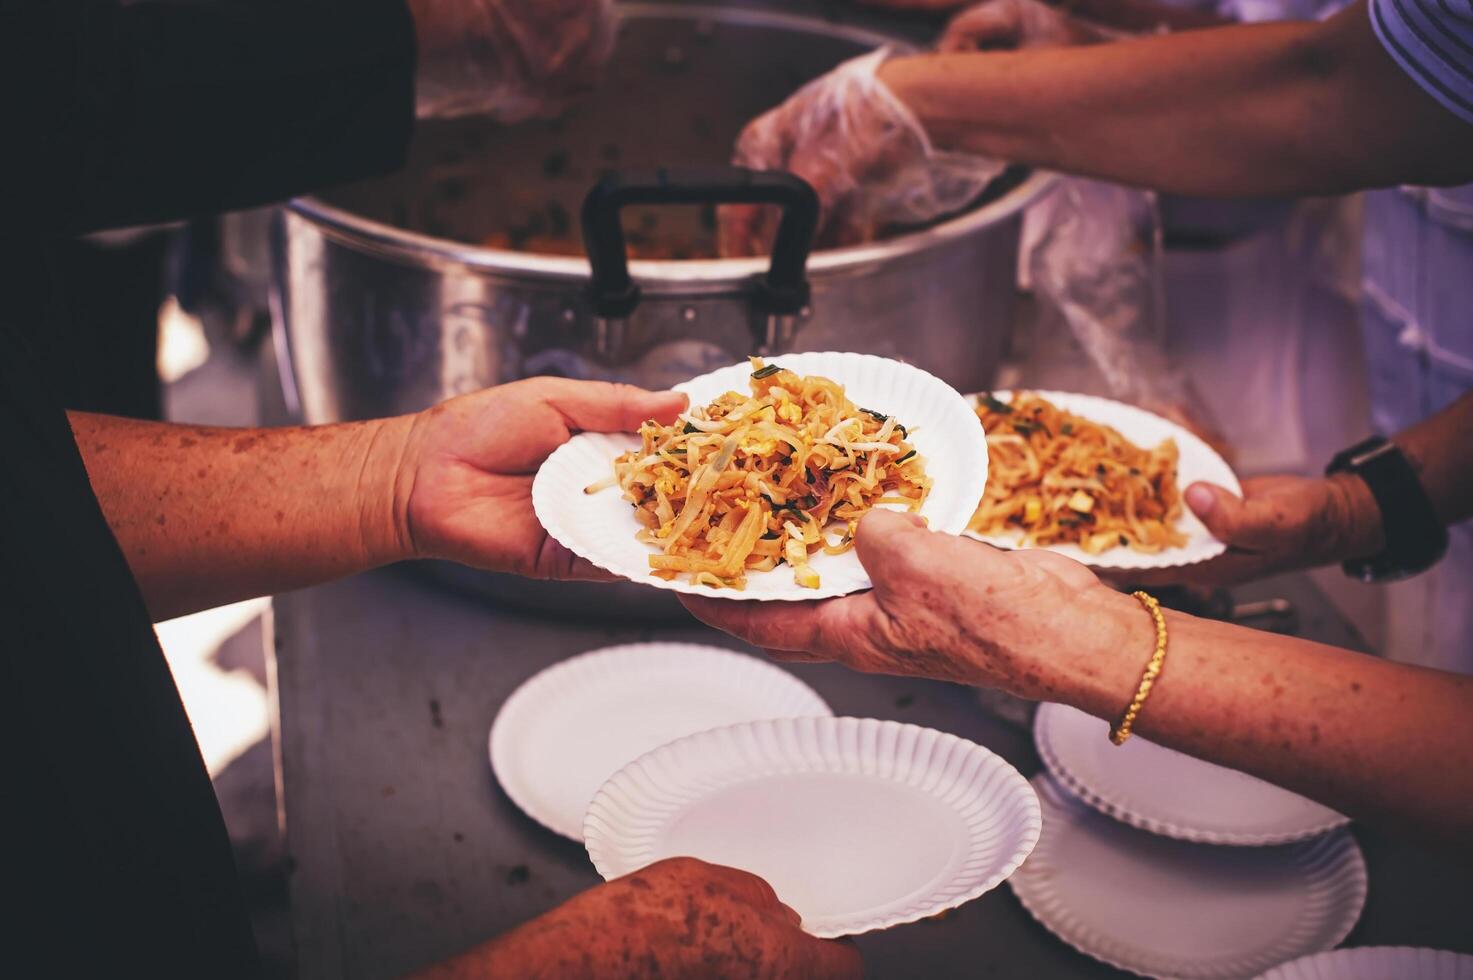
[1325,436,1448,583]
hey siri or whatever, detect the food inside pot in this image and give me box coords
[315,10,1020,260]
[479,195,717,259]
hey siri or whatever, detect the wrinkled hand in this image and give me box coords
[721,49,1004,256]
[409,0,616,121]
[396,378,685,580]
[940,0,1109,51]
[418,857,862,979]
[684,509,1129,700]
[558,858,861,979]
[1113,474,1385,589]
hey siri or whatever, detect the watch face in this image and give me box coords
[1333,436,1448,584]
[1349,441,1396,469]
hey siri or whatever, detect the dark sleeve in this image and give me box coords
[5,0,416,235]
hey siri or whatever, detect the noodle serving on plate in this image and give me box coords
[969,392,1187,555]
[586,359,931,590]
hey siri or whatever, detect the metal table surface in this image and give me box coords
[271,570,1473,979]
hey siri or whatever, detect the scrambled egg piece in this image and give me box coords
[740,437,779,457]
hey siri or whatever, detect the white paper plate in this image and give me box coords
[489,643,831,840]
[584,716,1040,937]
[1035,701,1348,845]
[1011,774,1368,980]
[1258,947,1473,980]
[534,351,989,599]
[964,390,1240,569]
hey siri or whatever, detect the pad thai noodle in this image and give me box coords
[969,392,1187,554]
[587,359,931,590]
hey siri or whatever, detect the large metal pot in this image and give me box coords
[272,2,1052,617]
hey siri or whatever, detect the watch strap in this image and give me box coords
[1326,436,1448,582]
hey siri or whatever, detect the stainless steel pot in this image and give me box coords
[271,2,1052,618]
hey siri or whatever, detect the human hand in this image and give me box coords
[939,0,1110,51]
[392,378,686,580]
[683,508,1136,701]
[408,0,616,121]
[1111,473,1385,589]
[721,49,1004,256]
[412,857,862,979]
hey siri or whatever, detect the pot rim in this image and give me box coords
[287,2,1058,286]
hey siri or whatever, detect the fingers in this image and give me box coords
[761,646,832,665]
[854,508,1009,584]
[805,936,866,979]
[1100,551,1266,590]
[681,594,833,653]
[1184,480,1282,551]
[852,508,928,566]
[939,4,1024,51]
[659,856,784,907]
[537,379,688,434]
[680,592,884,665]
[1012,546,1102,590]
[552,549,618,583]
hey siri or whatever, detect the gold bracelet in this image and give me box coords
[1109,591,1168,746]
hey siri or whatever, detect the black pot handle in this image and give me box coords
[580,166,819,319]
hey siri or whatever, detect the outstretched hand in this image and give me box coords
[396,378,687,580]
[683,509,1130,702]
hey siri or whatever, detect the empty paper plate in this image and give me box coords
[1035,701,1347,845]
[490,643,831,840]
[1257,947,1473,980]
[1011,774,1367,980]
[584,716,1040,937]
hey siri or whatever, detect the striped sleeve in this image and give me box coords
[1371,0,1473,125]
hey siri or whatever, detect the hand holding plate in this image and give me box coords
[394,378,687,580]
[684,507,1133,700]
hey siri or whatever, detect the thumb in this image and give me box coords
[853,509,931,576]
[1185,481,1274,550]
[542,379,688,433]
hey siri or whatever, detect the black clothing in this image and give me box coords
[54,232,171,419]
[2,2,414,975]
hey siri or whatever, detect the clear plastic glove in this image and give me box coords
[1021,177,1229,456]
[722,48,1005,255]
[939,0,1112,51]
[408,0,616,122]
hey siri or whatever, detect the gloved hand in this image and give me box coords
[939,0,1112,51]
[1022,176,1228,457]
[408,0,616,122]
[722,48,1004,255]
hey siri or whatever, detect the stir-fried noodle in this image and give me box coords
[587,359,931,589]
[970,392,1186,554]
